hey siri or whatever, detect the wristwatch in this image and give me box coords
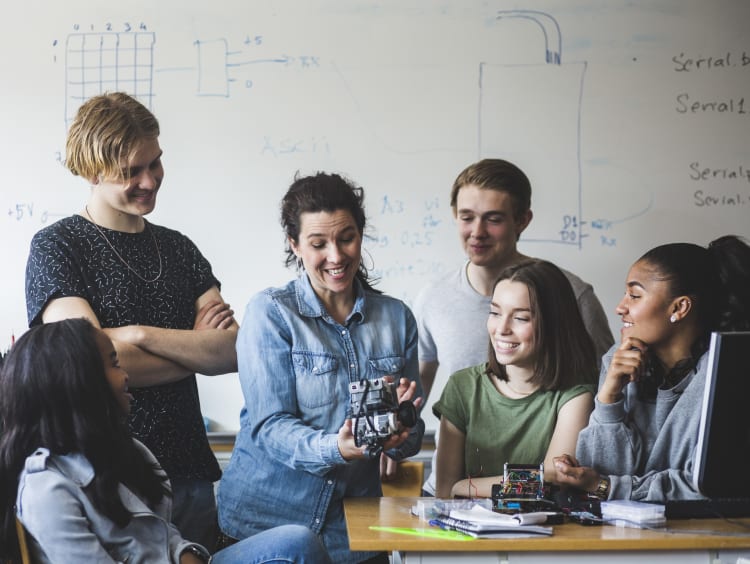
[182,545,211,563]
[591,475,611,500]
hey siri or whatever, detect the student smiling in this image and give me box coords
[434,260,597,499]
[217,172,424,564]
[555,235,750,502]
[24,93,238,548]
[0,319,331,564]
[413,158,613,496]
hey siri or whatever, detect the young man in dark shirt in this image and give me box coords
[25,92,237,550]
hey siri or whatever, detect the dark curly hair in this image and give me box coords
[280,171,381,293]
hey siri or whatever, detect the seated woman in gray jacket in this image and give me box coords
[0,318,331,564]
[554,235,750,502]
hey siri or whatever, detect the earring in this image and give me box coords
[670,314,677,323]
[296,257,304,270]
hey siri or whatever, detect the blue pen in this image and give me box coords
[429,519,450,530]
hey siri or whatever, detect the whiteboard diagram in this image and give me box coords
[480,10,588,247]
[4,0,749,432]
[194,38,299,97]
[51,7,729,266]
[53,10,616,268]
[65,32,156,126]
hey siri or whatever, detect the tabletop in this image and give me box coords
[344,496,750,553]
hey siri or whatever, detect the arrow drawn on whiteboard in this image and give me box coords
[227,55,292,67]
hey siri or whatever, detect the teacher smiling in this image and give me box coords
[217,172,424,564]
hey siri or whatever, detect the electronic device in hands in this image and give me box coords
[350,377,417,458]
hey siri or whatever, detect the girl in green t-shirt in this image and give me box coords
[435,259,597,499]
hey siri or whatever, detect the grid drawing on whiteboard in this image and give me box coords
[65,32,156,126]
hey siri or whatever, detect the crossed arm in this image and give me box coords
[40,286,238,387]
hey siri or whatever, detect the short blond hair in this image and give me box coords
[65,92,159,181]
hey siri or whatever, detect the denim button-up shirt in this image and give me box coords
[217,275,424,563]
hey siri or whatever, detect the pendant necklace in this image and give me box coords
[84,206,163,283]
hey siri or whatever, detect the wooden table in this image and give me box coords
[344,497,750,563]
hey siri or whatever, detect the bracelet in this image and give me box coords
[183,545,211,563]
[590,476,611,500]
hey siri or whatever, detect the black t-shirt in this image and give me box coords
[25,214,221,481]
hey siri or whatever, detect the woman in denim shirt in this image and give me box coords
[217,173,425,564]
[0,318,331,564]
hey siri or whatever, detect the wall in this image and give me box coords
[2,0,749,432]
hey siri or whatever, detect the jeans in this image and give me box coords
[171,478,218,552]
[211,525,333,564]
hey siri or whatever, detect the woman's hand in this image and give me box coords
[336,418,410,462]
[553,453,601,492]
[394,376,424,411]
[339,377,422,462]
[180,550,207,564]
[380,453,398,481]
[599,337,647,404]
[337,419,367,461]
[378,377,423,452]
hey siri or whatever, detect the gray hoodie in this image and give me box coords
[576,345,707,502]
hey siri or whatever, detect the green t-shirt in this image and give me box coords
[433,364,593,479]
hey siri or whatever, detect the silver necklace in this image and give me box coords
[84,206,163,283]
[504,381,535,396]
[495,374,536,397]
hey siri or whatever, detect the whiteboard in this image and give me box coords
[2,0,749,432]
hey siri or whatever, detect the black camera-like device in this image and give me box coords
[349,377,417,459]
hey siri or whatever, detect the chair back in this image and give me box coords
[15,518,33,564]
[381,460,425,497]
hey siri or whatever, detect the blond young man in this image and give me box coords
[25,92,237,548]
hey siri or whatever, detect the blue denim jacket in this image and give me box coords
[217,275,424,563]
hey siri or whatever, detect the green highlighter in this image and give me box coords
[369,526,474,541]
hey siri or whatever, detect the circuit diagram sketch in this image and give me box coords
[56,11,655,251]
[480,10,588,247]
[193,38,312,97]
[480,10,649,248]
[65,32,156,126]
